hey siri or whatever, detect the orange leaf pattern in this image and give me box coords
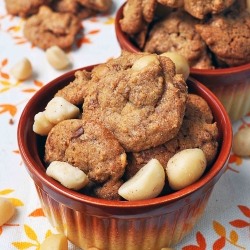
[29,208,45,217]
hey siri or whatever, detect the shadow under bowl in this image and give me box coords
[115,2,250,122]
[18,65,232,250]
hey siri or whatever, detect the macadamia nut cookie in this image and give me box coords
[184,0,236,19]
[4,0,52,17]
[83,51,188,152]
[196,5,250,67]
[23,6,81,50]
[125,94,218,180]
[119,0,158,48]
[51,0,97,20]
[55,70,92,105]
[77,0,112,12]
[45,119,127,200]
[144,9,212,69]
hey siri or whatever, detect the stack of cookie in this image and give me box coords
[38,51,218,201]
[4,0,112,49]
[120,0,250,69]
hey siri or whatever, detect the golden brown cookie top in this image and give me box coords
[83,50,188,152]
[23,5,81,49]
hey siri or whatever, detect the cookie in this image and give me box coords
[23,5,81,50]
[125,94,218,180]
[184,0,236,19]
[51,0,97,20]
[83,50,188,152]
[157,0,184,8]
[144,9,213,69]
[119,0,157,48]
[55,70,92,105]
[45,119,127,200]
[77,0,112,12]
[196,3,250,67]
[4,0,52,17]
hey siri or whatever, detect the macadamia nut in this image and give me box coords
[166,148,207,190]
[118,159,165,201]
[132,55,159,71]
[40,234,68,250]
[10,57,32,80]
[46,161,89,190]
[161,52,190,80]
[33,111,55,136]
[46,45,70,70]
[232,127,250,156]
[44,96,80,124]
[0,196,15,226]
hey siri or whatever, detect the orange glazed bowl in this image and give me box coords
[115,2,250,122]
[17,65,232,250]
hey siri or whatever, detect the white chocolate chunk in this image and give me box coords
[118,159,165,201]
[132,55,159,71]
[0,196,15,226]
[33,111,55,136]
[232,127,250,156]
[40,234,68,250]
[44,96,80,124]
[46,45,70,70]
[46,161,88,190]
[166,148,207,190]
[10,57,32,80]
[160,52,190,80]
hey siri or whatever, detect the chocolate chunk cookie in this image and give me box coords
[83,50,188,152]
[23,5,81,50]
[4,0,52,17]
[45,119,127,200]
[144,9,212,69]
[196,4,250,67]
[125,94,218,180]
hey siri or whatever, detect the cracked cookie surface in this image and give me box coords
[83,50,188,152]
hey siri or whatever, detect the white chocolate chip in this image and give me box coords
[10,57,32,80]
[46,45,70,70]
[166,148,207,190]
[44,96,80,124]
[118,159,165,201]
[46,161,88,190]
[40,234,68,250]
[0,196,15,226]
[33,111,55,136]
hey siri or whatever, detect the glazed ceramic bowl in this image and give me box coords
[115,2,250,122]
[17,65,232,250]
